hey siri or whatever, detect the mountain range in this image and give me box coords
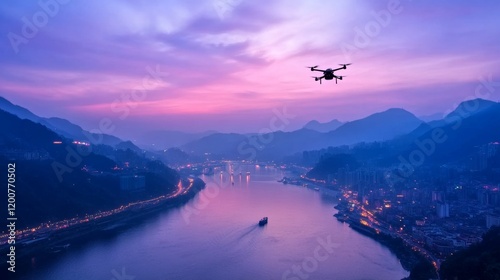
[181,108,424,159]
[2,95,499,164]
[0,106,179,228]
[304,99,500,179]
[0,96,132,149]
[134,130,218,150]
[303,119,344,133]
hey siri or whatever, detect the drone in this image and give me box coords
[307,64,351,84]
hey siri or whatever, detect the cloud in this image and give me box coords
[0,0,499,136]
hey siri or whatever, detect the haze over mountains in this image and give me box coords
[181,108,424,159]
[303,119,344,133]
[134,130,218,151]
[2,96,499,165]
[0,96,138,150]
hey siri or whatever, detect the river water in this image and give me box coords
[23,164,408,280]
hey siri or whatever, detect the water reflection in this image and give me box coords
[24,164,408,280]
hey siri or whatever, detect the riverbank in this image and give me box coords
[347,220,422,271]
[333,203,438,279]
[1,178,206,276]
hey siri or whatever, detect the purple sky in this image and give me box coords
[1,0,500,139]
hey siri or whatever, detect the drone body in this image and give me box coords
[308,64,350,84]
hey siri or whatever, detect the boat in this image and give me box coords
[258,217,268,226]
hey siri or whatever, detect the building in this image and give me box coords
[486,212,500,228]
[436,202,450,218]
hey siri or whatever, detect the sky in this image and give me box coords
[1,0,500,139]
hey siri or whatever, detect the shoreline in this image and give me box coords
[278,176,421,274]
[1,178,206,277]
[279,175,436,277]
[346,220,422,272]
[333,205,437,278]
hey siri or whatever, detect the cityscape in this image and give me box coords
[1,1,500,280]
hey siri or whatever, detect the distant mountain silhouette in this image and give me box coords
[445,98,496,119]
[428,98,496,128]
[182,108,423,159]
[418,112,443,122]
[0,108,63,153]
[315,108,423,149]
[247,129,324,159]
[135,130,218,150]
[183,133,248,156]
[303,119,343,133]
[0,96,136,150]
[391,122,434,149]
[116,140,143,154]
[182,129,326,160]
[161,147,190,164]
[392,99,498,152]
[0,96,44,122]
[0,108,180,228]
[401,102,500,164]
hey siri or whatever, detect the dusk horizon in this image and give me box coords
[2,0,500,138]
[1,95,498,138]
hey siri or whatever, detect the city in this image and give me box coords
[2,1,500,279]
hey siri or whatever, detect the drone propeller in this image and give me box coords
[307,65,319,68]
[311,76,322,83]
[339,63,352,66]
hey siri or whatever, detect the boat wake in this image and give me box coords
[236,225,259,240]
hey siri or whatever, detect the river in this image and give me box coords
[22,164,409,280]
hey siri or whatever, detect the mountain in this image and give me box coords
[400,102,500,164]
[318,108,423,148]
[0,96,43,122]
[44,117,86,138]
[303,119,343,133]
[387,99,500,164]
[0,108,180,228]
[182,129,326,160]
[428,98,497,128]
[134,130,218,150]
[183,133,248,156]
[418,112,443,122]
[439,226,500,280]
[306,153,359,180]
[0,108,64,153]
[445,98,496,120]
[391,122,434,149]
[181,108,423,159]
[303,100,500,177]
[0,96,133,149]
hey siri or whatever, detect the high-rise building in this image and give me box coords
[436,202,450,218]
[486,212,500,228]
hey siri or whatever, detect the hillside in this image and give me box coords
[440,226,500,280]
[0,109,179,228]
